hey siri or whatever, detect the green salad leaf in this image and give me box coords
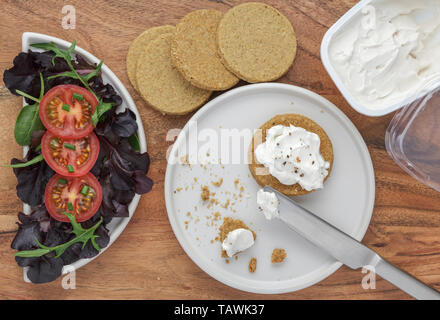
[2,154,43,168]
[15,212,103,258]
[128,133,141,152]
[31,41,76,68]
[31,41,96,97]
[92,100,114,127]
[14,73,45,146]
[31,41,111,126]
[47,60,103,83]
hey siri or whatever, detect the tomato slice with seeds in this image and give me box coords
[45,173,102,222]
[41,131,100,177]
[39,85,98,139]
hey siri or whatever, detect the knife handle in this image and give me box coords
[374,257,440,300]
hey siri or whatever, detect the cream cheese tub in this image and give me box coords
[321,0,440,116]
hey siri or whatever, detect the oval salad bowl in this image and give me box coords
[16,32,148,282]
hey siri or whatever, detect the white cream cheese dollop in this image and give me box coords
[329,0,440,110]
[256,189,279,220]
[255,125,330,191]
[221,228,254,257]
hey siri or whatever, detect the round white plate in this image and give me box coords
[165,83,375,294]
[21,32,146,281]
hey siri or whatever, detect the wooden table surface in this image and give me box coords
[1,0,439,300]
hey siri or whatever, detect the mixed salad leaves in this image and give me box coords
[3,40,153,283]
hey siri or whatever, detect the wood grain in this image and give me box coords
[1,0,440,300]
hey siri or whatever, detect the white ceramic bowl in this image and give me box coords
[320,0,419,117]
[21,32,146,282]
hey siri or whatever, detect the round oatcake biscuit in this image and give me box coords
[217,2,297,83]
[171,10,239,91]
[136,33,212,115]
[249,114,333,196]
[126,25,176,91]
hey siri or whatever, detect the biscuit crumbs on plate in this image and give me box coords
[248,257,257,273]
[201,185,210,201]
[271,248,287,263]
[219,217,256,258]
[211,178,223,187]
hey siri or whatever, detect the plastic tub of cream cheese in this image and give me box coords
[385,77,440,192]
[321,0,440,117]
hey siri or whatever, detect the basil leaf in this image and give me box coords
[3,154,43,168]
[14,104,45,146]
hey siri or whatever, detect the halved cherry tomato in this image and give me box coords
[39,85,98,139]
[41,131,100,177]
[45,173,102,222]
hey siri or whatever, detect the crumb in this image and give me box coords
[221,199,230,209]
[271,249,287,263]
[249,258,257,273]
[211,178,223,187]
[175,187,182,192]
[194,177,198,183]
[225,259,229,264]
[201,185,210,201]
[180,154,190,166]
[212,211,221,221]
[219,217,256,258]
[157,277,161,280]
[234,178,240,189]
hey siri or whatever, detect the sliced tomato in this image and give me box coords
[39,84,98,139]
[45,173,102,222]
[41,131,100,177]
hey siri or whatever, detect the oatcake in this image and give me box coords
[217,2,297,83]
[171,9,239,91]
[136,33,212,115]
[248,114,333,196]
[126,25,176,91]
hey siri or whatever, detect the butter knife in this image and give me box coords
[264,186,440,300]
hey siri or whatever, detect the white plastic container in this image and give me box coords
[320,0,440,117]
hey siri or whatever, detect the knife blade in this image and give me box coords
[264,186,440,300]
